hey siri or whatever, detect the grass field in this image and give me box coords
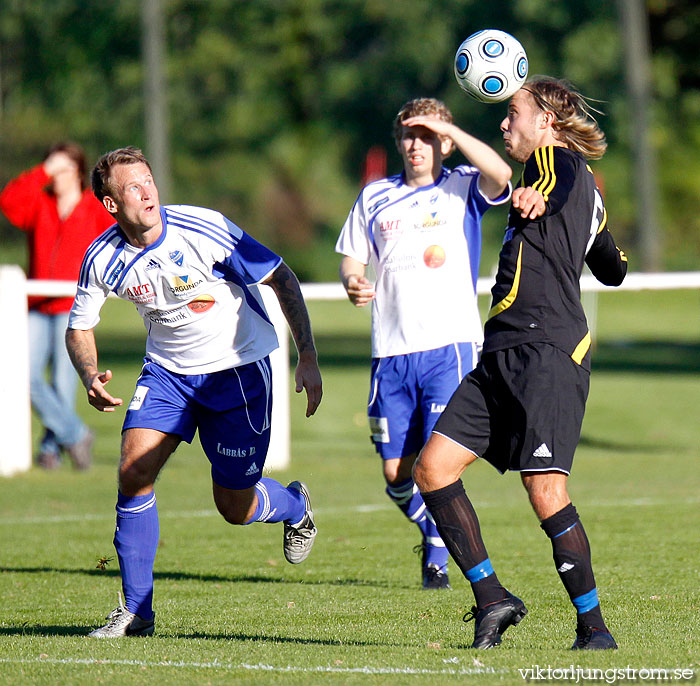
[1,289,699,685]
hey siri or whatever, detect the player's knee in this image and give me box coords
[219,509,248,525]
[412,452,432,491]
[118,458,155,495]
[521,472,570,520]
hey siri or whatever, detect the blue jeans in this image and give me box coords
[28,311,87,454]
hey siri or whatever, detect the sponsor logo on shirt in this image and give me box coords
[169,250,184,266]
[369,196,389,214]
[369,416,390,443]
[145,307,189,325]
[378,218,402,240]
[125,283,155,304]
[168,274,204,296]
[415,211,446,230]
[105,260,125,286]
[423,245,445,269]
[217,443,257,458]
[128,385,149,411]
[187,294,215,313]
[384,255,416,274]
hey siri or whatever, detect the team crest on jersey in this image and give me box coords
[169,250,184,266]
[105,260,125,286]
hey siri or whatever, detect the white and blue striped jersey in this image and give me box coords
[69,205,282,374]
[336,166,510,358]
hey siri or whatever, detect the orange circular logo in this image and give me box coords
[187,295,215,313]
[423,244,445,268]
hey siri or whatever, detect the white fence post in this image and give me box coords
[3,271,700,478]
[0,265,32,476]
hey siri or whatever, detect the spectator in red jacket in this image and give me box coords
[0,142,115,469]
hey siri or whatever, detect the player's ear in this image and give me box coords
[440,136,454,158]
[102,195,118,214]
[540,109,556,130]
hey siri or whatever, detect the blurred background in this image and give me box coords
[0,0,698,281]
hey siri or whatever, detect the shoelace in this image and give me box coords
[463,606,478,623]
[412,543,425,556]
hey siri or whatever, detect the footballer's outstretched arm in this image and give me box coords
[263,262,323,417]
[401,115,512,200]
[65,327,123,412]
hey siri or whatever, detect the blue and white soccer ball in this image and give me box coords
[454,29,528,103]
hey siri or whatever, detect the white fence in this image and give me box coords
[2,265,700,477]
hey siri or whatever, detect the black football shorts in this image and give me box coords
[433,343,589,475]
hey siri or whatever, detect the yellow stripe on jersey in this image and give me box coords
[618,247,627,262]
[597,206,608,234]
[571,331,592,365]
[487,242,523,320]
[533,146,557,201]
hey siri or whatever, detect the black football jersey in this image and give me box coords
[483,145,627,370]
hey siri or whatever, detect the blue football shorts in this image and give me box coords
[123,357,272,489]
[368,342,478,460]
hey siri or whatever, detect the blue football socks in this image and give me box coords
[245,478,305,525]
[386,477,449,571]
[113,491,159,620]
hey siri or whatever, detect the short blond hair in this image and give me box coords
[393,98,455,155]
[522,77,607,160]
[91,147,153,201]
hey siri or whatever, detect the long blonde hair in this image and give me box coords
[523,77,607,160]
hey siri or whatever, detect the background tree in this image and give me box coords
[1,0,697,279]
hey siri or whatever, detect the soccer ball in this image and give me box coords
[454,29,528,103]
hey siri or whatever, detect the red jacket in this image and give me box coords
[0,164,115,314]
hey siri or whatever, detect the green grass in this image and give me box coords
[1,291,699,685]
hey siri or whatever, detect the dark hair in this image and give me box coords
[91,147,153,201]
[392,97,455,155]
[44,141,87,190]
[522,77,607,160]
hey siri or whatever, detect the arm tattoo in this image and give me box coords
[266,262,316,355]
[65,328,99,388]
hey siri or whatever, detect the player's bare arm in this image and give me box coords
[264,261,323,417]
[339,255,375,307]
[66,327,123,412]
[512,186,546,219]
[402,115,512,199]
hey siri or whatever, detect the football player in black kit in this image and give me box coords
[413,77,627,651]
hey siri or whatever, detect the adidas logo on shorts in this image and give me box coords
[533,443,553,458]
[245,462,259,476]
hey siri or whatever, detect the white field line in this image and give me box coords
[0,495,698,527]
[0,656,505,676]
